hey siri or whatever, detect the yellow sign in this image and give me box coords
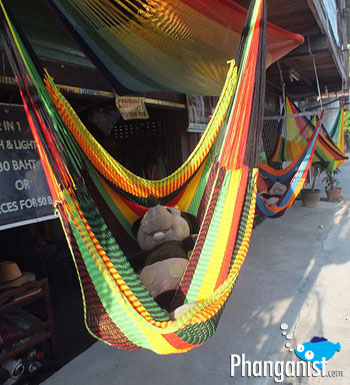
[115,96,149,120]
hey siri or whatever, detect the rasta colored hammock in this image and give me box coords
[256,116,323,218]
[328,105,346,170]
[312,104,346,170]
[46,0,303,96]
[1,0,267,354]
[270,97,347,170]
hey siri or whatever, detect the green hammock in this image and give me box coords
[0,0,266,354]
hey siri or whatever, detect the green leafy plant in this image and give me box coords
[321,168,341,191]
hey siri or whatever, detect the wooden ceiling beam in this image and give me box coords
[279,35,329,60]
[307,0,348,82]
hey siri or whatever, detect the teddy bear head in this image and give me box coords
[132,203,197,251]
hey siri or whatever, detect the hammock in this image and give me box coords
[1,0,267,353]
[312,104,345,170]
[256,116,323,218]
[270,97,347,170]
[46,0,303,95]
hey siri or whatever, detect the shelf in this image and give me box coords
[0,332,52,363]
[0,289,44,316]
[0,278,57,380]
[0,321,50,351]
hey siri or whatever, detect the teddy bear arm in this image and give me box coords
[128,250,151,273]
[181,235,197,253]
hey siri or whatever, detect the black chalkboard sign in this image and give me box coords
[0,103,56,230]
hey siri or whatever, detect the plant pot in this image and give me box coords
[325,188,342,202]
[301,189,321,208]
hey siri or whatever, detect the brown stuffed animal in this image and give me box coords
[131,198,197,312]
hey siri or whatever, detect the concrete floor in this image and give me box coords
[41,159,350,385]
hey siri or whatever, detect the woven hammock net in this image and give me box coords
[0,0,314,354]
[256,118,323,218]
[312,104,346,170]
[47,0,304,95]
[270,97,347,171]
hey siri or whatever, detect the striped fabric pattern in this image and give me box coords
[44,64,236,203]
[324,104,345,170]
[257,118,322,217]
[270,97,347,169]
[0,0,266,353]
[48,0,303,95]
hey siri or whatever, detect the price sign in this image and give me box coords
[0,103,56,230]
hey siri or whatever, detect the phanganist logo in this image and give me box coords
[230,323,343,383]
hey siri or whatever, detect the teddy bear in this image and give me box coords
[259,180,287,206]
[130,196,197,314]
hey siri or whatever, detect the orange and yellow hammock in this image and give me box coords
[0,0,296,354]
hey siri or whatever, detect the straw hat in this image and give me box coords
[0,261,35,290]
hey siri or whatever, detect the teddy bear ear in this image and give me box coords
[131,218,142,237]
[180,212,198,234]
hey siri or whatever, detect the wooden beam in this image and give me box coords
[307,0,327,35]
[280,35,329,60]
[263,111,316,120]
[263,107,342,120]
[0,76,187,109]
[307,0,348,81]
[280,80,343,99]
[340,0,349,88]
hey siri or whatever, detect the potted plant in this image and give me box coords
[322,167,342,202]
[301,164,321,208]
